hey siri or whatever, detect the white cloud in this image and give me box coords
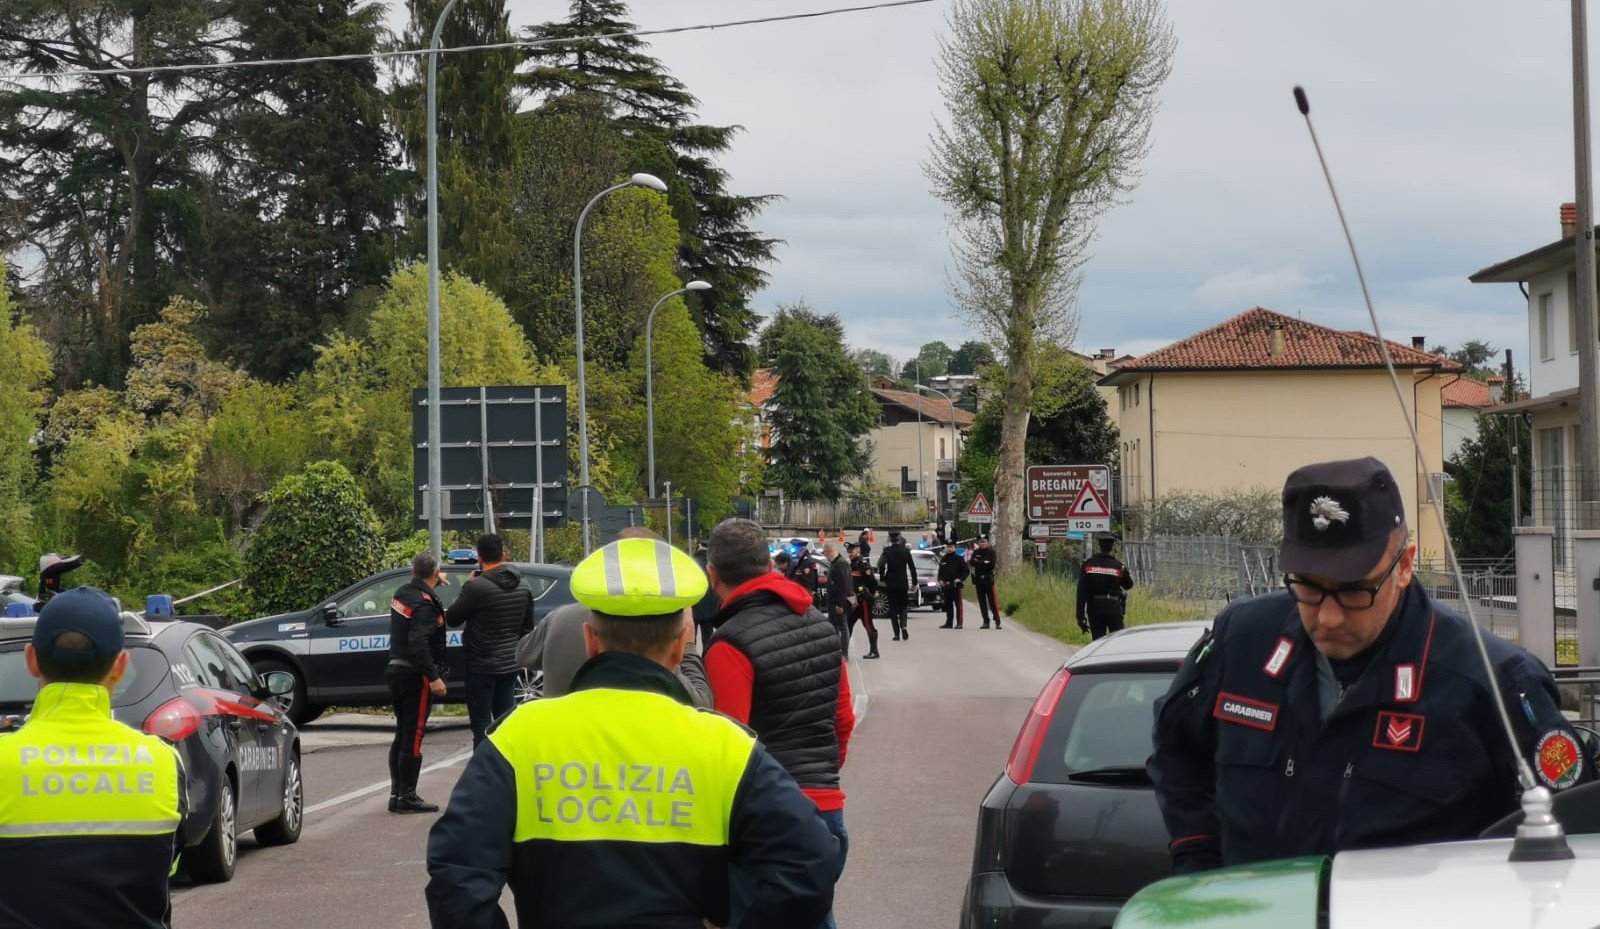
[1193,265,1335,307]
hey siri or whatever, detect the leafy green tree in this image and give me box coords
[202,0,403,380]
[851,349,898,381]
[1428,340,1501,381]
[927,0,1174,571]
[0,261,51,570]
[123,298,245,423]
[949,340,996,375]
[761,305,877,500]
[900,341,954,382]
[1446,413,1530,559]
[0,0,232,384]
[397,0,521,291]
[244,461,385,614]
[523,0,779,376]
[202,381,314,534]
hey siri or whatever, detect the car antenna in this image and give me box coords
[1293,85,1571,862]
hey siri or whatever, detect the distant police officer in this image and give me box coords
[1149,457,1591,874]
[427,538,838,929]
[788,540,825,611]
[848,544,881,659]
[857,528,873,561]
[970,537,1001,629]
[0,587,184,927]
[876,531,918,641]
[937,542,969,629]
[35,551,85,607]
[1076,532,1133,640]
[387,551,449,814]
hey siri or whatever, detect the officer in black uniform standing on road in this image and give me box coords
[937,542,969,629]
[970,536,1000,629]
[787,540,825,612]
[1149,457,1591,874]
[387,550,449,814]
[1076,532,1133,640]
[877,531,917,641]
[848,543,880,659]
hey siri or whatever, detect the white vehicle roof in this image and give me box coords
[0,610,153,642]
[1329,835,1600,929]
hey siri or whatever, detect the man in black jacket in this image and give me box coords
[445,533,534,747]
[876,531,918,641]
[937,542,969,629]
[787,539,824,611]
[823,542,854,651]
[1076,532,1134,640]
[387,550,448,813]
[970,536,1001,629]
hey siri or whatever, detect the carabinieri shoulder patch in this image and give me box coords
[1537,731,1583,789]
[1213,693,1278,731]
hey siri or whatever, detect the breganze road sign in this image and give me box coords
[1026,464,1111,531]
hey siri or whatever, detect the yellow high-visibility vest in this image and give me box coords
[491,687,753,845]
[0,683,182,840]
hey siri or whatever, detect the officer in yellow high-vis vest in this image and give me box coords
[426,538,838,929]
[0,587,184,928]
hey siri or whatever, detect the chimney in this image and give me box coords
[1563,202,1578,238]
[1268,324,1286,358]
[1411,336,1426,350]
[1098,348,1115,359]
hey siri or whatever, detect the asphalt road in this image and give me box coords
[171,601,1070,928]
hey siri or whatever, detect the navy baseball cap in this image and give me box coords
[1279,457,1406,583]
[32,587,124,664]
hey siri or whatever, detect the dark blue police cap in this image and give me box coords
[1279,457,1405,583]
[33,587,124,665]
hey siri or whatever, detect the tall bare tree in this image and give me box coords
[926,0,1173,572]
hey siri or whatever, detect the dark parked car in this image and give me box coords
[0,613,302,884]
[223,562,574,725]
[873,549,946,618]
[961,621,1208,929]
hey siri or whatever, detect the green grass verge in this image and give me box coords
[996,569,1215,647]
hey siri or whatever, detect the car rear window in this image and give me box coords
[0,644,169,710]
[1029,669,1173,784]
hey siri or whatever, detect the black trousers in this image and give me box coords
[1087,604,1125,640]
[886,586,910,637]
[941,583,965,627]
[387,665,434,795]
[973,580,1000,626]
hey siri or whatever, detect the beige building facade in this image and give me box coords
[1102,308,1457,560]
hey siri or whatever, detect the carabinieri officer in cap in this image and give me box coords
[0,587,184,927]
[1149,457,1590,874]
[426,538,837,928]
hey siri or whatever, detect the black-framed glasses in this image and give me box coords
[1283,547,1405,611]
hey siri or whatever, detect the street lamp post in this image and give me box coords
[646,281,712,501]
[424,0,466,557]
[917,383,959,525]
[574,172,669,554]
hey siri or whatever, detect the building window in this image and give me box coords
[1570,273,1582,354]
[1540,293,1554,361]
[1133,383,1141,407]
[939,437,947,458]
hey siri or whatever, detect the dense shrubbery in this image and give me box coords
[243,462,385,615]
[1124,487,1281,545]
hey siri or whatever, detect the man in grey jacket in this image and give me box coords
[515,527,712,707]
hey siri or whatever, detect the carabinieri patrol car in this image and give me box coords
[223,562,573,725]
[0,608,303,883]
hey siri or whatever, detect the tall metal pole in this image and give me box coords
[574,180,631,555]
[664,481,674,547]
[915,360,924,508]
[918,383,959,514]
[425,0,464,557]
[1574,0,1600,519]
[646,285,699,500]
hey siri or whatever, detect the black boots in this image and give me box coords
[390,755,439,813]
[863,629,880,659]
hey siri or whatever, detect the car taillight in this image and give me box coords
[145,697,203,742]
[1005,667,1071,784]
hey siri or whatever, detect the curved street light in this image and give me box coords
[916,383,960,519]
[574,172,669,553]
[646,281,713,501]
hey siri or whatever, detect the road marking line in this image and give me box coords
[303,748,472,816]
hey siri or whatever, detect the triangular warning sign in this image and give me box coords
[1067,482,1110,518]
[966,492,993,517]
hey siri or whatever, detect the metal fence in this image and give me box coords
[1119,535,1280,609]
[754,497,929,529]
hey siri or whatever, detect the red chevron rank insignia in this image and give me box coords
[1373,711,1424,752]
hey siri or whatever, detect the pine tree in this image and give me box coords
[760,305,878,500]
[523,0,778,376]
[203,0,404,379]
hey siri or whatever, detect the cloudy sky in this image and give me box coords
[474,0,1583,370]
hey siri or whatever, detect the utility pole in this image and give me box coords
[1573,0,1600,524]
[1507,349,1521,528]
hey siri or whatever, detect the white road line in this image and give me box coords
[303,748,473,816]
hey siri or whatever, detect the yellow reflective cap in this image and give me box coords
[569,538,709,617]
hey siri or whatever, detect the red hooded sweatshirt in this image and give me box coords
[705,570,854,811]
